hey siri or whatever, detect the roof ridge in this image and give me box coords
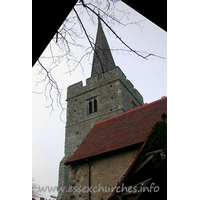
[95,97,167,125]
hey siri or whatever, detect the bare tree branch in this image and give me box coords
[33,0,165,115]
[80,0,163,59]
[37,59,66,119]
[73,7,107,75]
[32,178,40,199]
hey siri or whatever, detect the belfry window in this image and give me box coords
[89,101,93,114]
[88,98,98,114]
[94,99,97,112]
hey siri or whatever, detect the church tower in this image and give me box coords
[57,20,144,200]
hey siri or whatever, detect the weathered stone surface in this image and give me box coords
[57,66,143,200]
[63,150,138,200]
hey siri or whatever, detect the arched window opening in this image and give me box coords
[88,97,98,114]
[94,99,97,112]
[89,101,92,114]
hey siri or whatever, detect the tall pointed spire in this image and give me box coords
[91,17,116,77]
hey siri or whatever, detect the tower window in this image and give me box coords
[94,99,97,112]
[89,101,93,114]
[88,98,98,114]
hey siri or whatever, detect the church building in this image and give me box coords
[57,19,167,200]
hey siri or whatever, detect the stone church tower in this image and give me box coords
[57,20,144,200]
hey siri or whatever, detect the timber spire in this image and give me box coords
[91,17,116,77]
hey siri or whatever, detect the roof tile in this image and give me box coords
[66,97,167,164]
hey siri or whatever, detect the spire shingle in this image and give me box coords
[91,20,116,77]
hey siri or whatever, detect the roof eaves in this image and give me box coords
[65,142,144,166]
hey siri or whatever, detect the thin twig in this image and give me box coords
[80,0,163,60]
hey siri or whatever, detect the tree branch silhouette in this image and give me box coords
[33,0,165,115]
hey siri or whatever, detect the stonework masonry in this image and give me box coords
[57,67,143,200]
[65,149,138,200]
[65,67,143,156]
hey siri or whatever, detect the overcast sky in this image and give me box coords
[32,1,166,199]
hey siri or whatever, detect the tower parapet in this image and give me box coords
[67,67,143,106]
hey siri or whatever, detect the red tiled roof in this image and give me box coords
[65,97,167,164]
